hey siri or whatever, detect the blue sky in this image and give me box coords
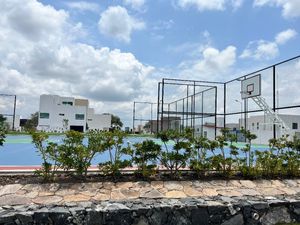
[0,0,299,126]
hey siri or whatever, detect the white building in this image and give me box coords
[37,95,111,132]
[246,114,300,144]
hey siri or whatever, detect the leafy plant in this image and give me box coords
[98,130,131,177]
[55,130,104,177]
[132,140,160,178]
[0,115,7,146]
[239,128,257,177]
[31,132,57,181]
[190,135,210,175]
[158,128,193,178]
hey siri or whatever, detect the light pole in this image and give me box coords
[235,99,243,129]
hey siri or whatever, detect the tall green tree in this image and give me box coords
[24,112,39,131]
[111,114,123,129]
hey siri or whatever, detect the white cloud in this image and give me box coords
[98,6,145,43]
[65,1,100,12]
[0,0,154,124]
[253,0,300,19]
[179,46,237,80]
[123,0,146,11]
[275,28,297,44]
[240,41,279,60]
[177,0,243,11]
[240,29,297,60]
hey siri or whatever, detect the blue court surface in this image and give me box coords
[0,135,268,166]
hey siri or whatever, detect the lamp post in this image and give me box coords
[235,99,243,129]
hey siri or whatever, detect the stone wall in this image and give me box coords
[1,196,300,225]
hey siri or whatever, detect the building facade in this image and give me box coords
[246,114,300,144]
[37,95,111,132]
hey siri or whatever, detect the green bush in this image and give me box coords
[31,132,58,181]
[98,130,132,177]
[132,140,161,178]
[158,128,193,178]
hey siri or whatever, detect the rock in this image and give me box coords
[32,196,63,205]
[93,193,110,201]
[217,189,242,197]
[63,194,91,202]
[191,207,209,225]
[202,188,218,196]
[164,181,183,191]
[116,182,133,189]
[103,182,115,190]
[240,180,256,188]
[221,214,244,225]
[134,215,149,225]
[120,189,140,199]
[55,188,76,196]
[271,180,285,188]
[104,203,130,211]
[165,191,186,198]
[38,191,55,197]
[111,190,126,200]
[261,207,292,225]
[257,188,284,196]
[184,186,202,197]
[0,184,23,196]
[0,194,30,206]
[140,189,164,199]
[238,188,261,196]
[151,181,164,189]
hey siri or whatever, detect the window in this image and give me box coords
[62,101,73,106]
[59,113,65,116]
[88,119,92,121]
[292,123,298,130]
[40,112,49,119]
[75,114,84,120]
[257,122,259,130]
[204,131,207,138]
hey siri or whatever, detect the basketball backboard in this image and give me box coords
[241,74,261,99]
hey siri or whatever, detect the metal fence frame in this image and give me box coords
[156,55,300,139]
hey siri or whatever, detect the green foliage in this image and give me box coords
[24,112,38,131]
[132,140,161,178]
[31,132,58,181]
[0,114,7,146]
[158,128,193,178]
[238,128,257,177]
[255,135,300,177]
[190,136,210,175]
[98,130,131,177]
[53,131,93,176]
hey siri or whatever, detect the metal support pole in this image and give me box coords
[214,87,217,139]
[13,95,16,131]
[223,83,226,130]
[157,82,161,133]
[161,79,165,132]
[273,65,276,139]
[133,102,136,133]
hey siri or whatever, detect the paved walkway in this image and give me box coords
[0,179,299,206]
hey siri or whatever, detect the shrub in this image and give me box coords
[98,130,132,177]
[132,140,161,178]
[158,128,193,178]
[31,132,58,181]
[190,135,210,175]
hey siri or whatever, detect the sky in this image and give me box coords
[0,0,300,127]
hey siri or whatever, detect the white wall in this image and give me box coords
[247,114,300,144]
[87,113,111,131]
[38,95,87,132]
[38,95,112,132]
